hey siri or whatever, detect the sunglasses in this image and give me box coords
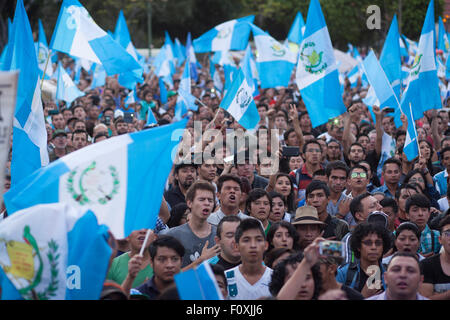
[351,172,367,179]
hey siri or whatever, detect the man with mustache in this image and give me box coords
[164,162,198,209]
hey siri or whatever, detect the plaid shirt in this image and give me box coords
[419,224,441,255]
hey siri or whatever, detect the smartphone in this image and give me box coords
[383,107,395,113]
[124,112,134,124]
[282,146,300,157]
[319,240,346,263]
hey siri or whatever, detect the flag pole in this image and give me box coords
[409,102,421,158]
[40,49,52,90]
[139,228,153,256]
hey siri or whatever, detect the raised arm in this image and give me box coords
[373,106,384,157]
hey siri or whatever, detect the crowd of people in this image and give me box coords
[2,48,450,301]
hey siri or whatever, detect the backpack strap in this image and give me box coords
[344,262,359,288]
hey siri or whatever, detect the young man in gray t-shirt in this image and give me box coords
[164,180,220,268]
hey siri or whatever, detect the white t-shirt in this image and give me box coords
[225,265,273,300]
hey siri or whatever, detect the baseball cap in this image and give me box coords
[52,129,67,139]
[366,211,389,229]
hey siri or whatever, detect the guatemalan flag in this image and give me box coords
[404,103,420,161]
[56,62,85,104]
[193,16,255,53]
[1,0,49,186]
[4,119,188,239]
[379,15,402,100]
[397,0,441,127]
[438,16,450,54]
[361,50,400,114]
[186,32,198,81]
[295,0,346,128]
[250,24,297,88]
[175,261,224,300]
[50,0,142,81]
[287,11,306,44]
[36,19,53,80]
[0,203,112,300]
[114,10,141,62]
[219,68,260,130]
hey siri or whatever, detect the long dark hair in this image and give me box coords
[273,173,296,214]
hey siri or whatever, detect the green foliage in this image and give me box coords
[0,0,445,53]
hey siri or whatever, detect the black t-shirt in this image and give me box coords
[356,270,369,292]
[341,284,364,300]
[420,254,450,294]
[215,255,241,270]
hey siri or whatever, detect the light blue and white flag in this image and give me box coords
[287,11,306,44]
[240,45,259,96]
[250,24,297,88]
[186,32,198,81]
[174,38,186,67]
[438,16,450,53]
[0,203,112,300]
[124,89,138,106]
[174,59,192,121]
[1,0,49,186]
[114,10,141,62]
[36,19,53,80]
[159,77,168,104]
[56,62,84,104]
[175,261,223,300]
[50,0,142,80]
[404,103,419,161]
[362,50,400,112]
[379,15,402,100]
[219,68,260,130]
[397,0,441,127]
[295,0,346,128]
[399,36,409,58]
[90,63,106,89]
[193,16,255,53]
[4,119,188,239]
[402,35,419,57]
[146,108,157,126]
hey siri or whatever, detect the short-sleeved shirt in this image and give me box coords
[134,276,160,300]
[225,265,273,300]
[164,223,217,268]
[420,254,450,294]
[106,252,154,288]
[419,225,441,255]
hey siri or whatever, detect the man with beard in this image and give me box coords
[115,118,129,135]
[164,162,198,209]
[208,174,251,226]
[346,142,366,168]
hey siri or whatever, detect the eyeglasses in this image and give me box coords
[351,172,367,179]
[361,240,383,247]
[442,230,450,238]
[306,148,321,153]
